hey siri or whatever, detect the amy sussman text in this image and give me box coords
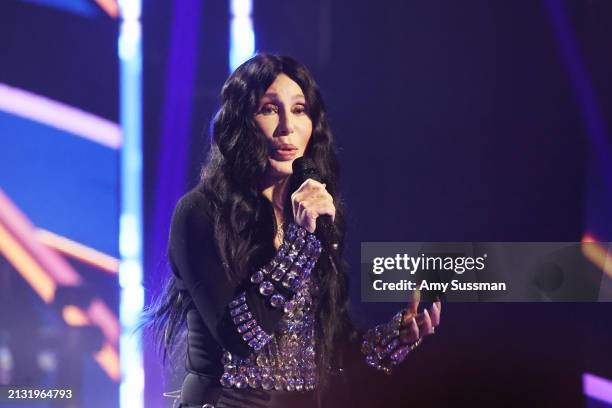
[372,279,507,292]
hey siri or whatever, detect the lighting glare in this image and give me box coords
[230,0,255,72]
[120,287,144,326]
[118,0,141,20]
[118,260,142,287]
[119,214,141,258]
[230,0,252,16]
[119,1,143,407]
[119,21,142,61]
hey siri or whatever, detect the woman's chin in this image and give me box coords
[267,160,294,179]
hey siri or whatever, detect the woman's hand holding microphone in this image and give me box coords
[291,178,335,234]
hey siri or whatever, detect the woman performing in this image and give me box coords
[145,53,441,408]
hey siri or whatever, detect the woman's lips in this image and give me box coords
[271,145,298,161]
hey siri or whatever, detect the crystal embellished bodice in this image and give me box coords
[220,280,317,391]
[217,223,420,393]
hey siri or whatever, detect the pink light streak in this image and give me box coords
[0,83,122,149]
[35,228,119,275]
[0,189,82,286]
[87,298,120,345]
[584,373,612,405]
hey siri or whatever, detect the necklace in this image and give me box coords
[273,208,285,248]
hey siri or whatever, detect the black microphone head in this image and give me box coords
[292,157,322,183]
[291,157,337,246]
[290,157,323,195]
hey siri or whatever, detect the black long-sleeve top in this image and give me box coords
[169,189,312,404]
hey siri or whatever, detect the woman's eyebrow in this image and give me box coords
[261,92,278,100]
[261,92,305,101]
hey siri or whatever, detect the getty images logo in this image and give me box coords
[372,253,488,275]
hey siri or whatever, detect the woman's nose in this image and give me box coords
[277,110,295,136]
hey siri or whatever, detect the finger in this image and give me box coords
[306,221,316,233]
[429,302,440,327]
[294,201,312,232]
[297,179,312,192]
[316,198,336,217]
[399,317,419,344]
[401,310,415,326]
[292,197,298,220]
[295,200,306,221]
[308,194,331,207]
[319,202,336,219]
[420,308,434,335]
[295,179,316,197]
[407,289,420,317]
[306,208,319,221]
[409,316,420,339]
[291,190,303,218]
[303,196,335,218]
[309,179,325,188]
[303,218,316,233]
[314,192,332,201]
[305,209,318,233]
[303,178,325,191]
[329,205,336,221]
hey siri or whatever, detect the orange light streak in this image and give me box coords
[0,190,81,286]
[93,341,121,382]
[94,0,119,18]
[62,305,91,326]
[35,229,119,274]
[0,222,55,302]
[581,234,612,279]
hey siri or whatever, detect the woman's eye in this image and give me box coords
[293,104,308,115]
[258,104,278,115]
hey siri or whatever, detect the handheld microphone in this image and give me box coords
[290,157,338,250]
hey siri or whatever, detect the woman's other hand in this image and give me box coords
[400,299,442,345]
[291,178,336,233]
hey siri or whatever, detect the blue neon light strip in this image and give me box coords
[19,0,98,17]
[118,0,143,407]
[543,0,612,200]
[230,0,255,71]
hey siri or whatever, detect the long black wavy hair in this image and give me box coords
[144,53,352,388]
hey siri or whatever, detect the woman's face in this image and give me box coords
[254,73,313,180]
